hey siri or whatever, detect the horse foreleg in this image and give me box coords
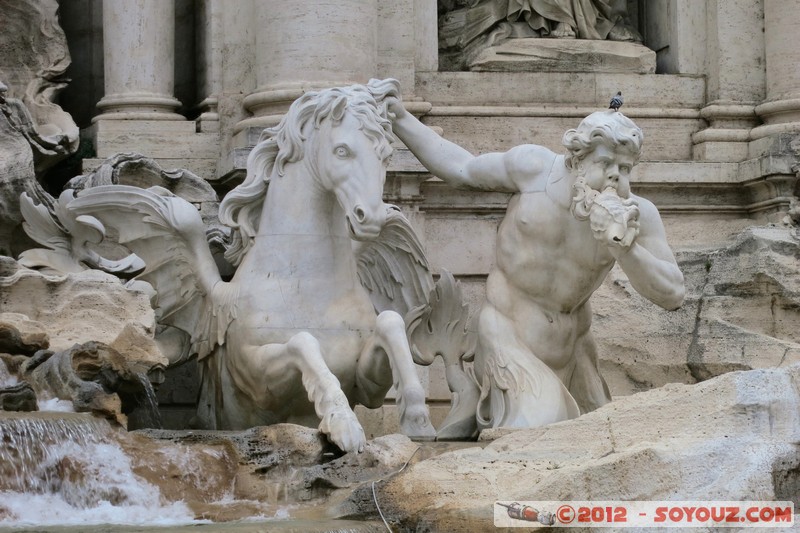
[356,311,436,439]
[251,332,366,453]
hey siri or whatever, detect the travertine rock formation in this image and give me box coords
[370,363,800,531]
[0,258,163,365]
[594,226,800,395]
[138,424,419,511]
[0,257,169,425]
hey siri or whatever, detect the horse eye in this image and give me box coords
[335,146,350,158]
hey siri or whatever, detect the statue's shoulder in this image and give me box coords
[631,193,663,225]
[505,144,558,193]
[631,192,656,213]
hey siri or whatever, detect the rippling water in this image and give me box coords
[0,520,385,533]
[0,412,387,532]
[0,412,199,528]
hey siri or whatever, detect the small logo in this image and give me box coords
[557,504,576,524]
[494,501,793,528]
[496,502,556,526]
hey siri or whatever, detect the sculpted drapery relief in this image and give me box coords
[439,0,644,70]
[440,0,642,46]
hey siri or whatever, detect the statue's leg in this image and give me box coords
[355,310,436,439]
[567,332,612,414]
[475,305,579,428]
[246,332,366,453]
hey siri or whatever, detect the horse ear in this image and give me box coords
[330,94,348,122]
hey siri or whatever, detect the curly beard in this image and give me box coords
[570,174,640,248]
[570,175,599,221]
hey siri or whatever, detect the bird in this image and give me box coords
[609,91,623,112]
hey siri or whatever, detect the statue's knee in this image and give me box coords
[375,310,404,332]
[287,331,320,353]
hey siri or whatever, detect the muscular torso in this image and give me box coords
[483,165,615,368]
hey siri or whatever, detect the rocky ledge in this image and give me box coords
[365,363,800,531]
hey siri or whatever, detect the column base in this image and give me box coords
[693,140,750,162]
[749,121,800,140]
[752,97,800,139]
[235,82,360,133]
[94,92,184,122]
[692,103,758,162]
[197,96,220,133]
[86,119,219,180]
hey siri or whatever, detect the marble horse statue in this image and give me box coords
[48,80,441,453]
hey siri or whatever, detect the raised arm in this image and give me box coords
[388,98,552,193]
[608,197,685,310]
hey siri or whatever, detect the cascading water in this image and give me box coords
[0,409,411,531]
[0,412,199,527]
[0,359,16,389]
[128,371,163,429]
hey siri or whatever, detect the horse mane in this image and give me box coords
[219,79,399,266]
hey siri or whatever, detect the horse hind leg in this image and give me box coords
[356,311,436,440]
[253,331,366,453]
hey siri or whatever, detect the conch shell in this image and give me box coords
[589,188,640,247]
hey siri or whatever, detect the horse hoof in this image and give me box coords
[400,406,436,440]
[321,409,366,454]
[398,388,436,440]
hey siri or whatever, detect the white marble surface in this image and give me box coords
[54,81,440,453]
[390,99,685,429]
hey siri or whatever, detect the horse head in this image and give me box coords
[306,90,393,240]
[219,80,399,264]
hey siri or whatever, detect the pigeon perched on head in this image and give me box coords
[609,91,623,112]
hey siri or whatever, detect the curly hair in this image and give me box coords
[563,111,643,171]
[218,79,398,266]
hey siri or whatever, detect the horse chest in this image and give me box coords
[236,276,376,332]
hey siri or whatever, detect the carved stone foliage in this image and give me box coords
[0,0,79,170]
[0,85,50,257]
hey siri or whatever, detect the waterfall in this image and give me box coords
[130,371,163,429]
[0,412,199,527]
[0,359,16,389]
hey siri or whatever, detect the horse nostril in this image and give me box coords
[353,205,366,223]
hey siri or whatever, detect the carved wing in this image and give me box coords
[18,190,145,274]
[66,185,234,361]
[355,206,435,318]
